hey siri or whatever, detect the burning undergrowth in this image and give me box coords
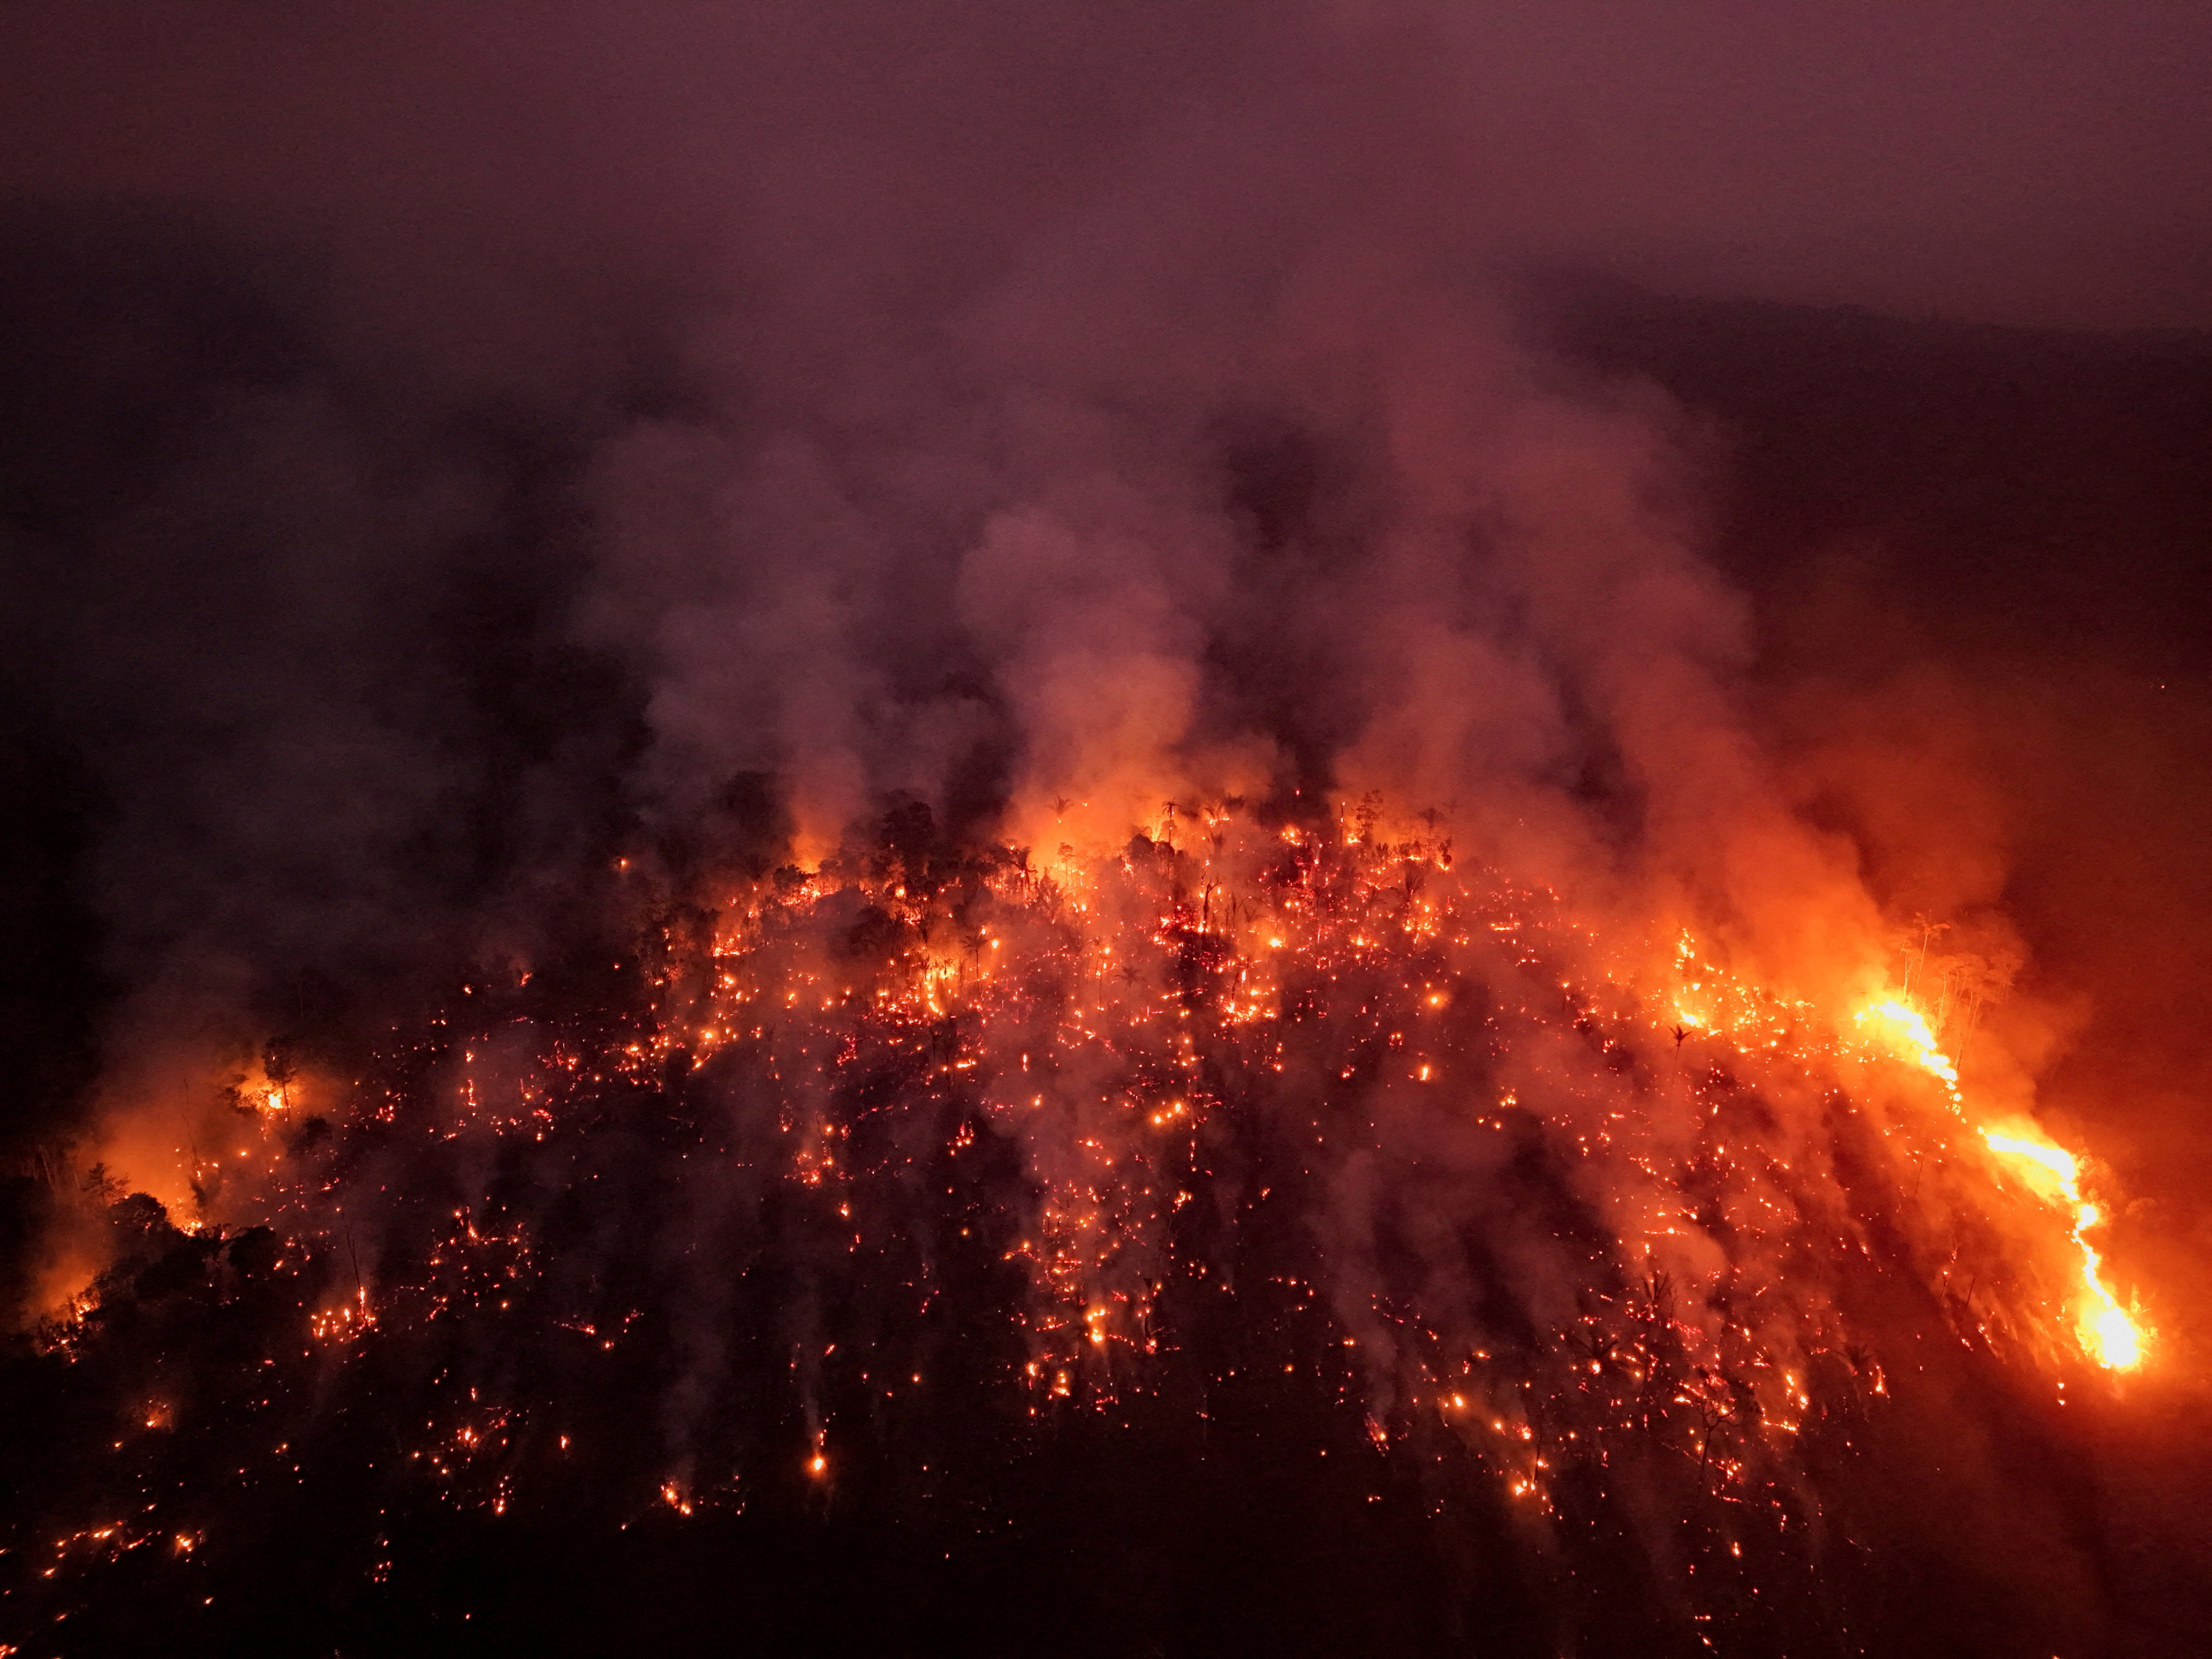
[0,794,2147,1656]
[0,174,2179,1656]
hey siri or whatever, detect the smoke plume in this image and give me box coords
[3,3,2209,1654]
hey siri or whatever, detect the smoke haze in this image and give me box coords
[2,3,2209,1654]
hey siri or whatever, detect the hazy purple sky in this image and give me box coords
[6,0,2208,329]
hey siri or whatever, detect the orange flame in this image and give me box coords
[1981,1131,2144,1370]
[1859,998,2144,1370]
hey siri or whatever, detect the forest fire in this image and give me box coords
[2,0,2208,1644]
[1856,998,2143,1371]
[3,791,2164,1651]
[1977,1132,2143,1372]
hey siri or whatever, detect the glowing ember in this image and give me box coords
[14,795,2161,1647]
